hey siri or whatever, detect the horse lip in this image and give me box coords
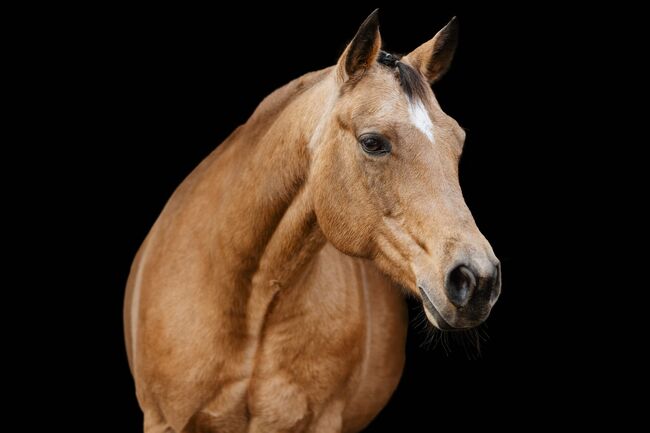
[418,286,456,331]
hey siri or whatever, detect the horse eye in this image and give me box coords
[358,133,391,156]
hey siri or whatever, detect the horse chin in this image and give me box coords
[422,304,449,330]
[419,286,473,331]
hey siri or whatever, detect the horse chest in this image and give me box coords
[238,245,408,431]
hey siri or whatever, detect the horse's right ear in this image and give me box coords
[336,9,382,83]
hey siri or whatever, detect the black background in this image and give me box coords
[45,2,622,431]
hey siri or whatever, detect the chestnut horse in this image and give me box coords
[124,10,501,433]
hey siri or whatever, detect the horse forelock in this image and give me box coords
[377,50,430,103]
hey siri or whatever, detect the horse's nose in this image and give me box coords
[445,262,501,308]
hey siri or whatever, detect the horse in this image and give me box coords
[124,10,501,432]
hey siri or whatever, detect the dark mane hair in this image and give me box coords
[377,50,429,103]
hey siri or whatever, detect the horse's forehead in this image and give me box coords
[346,73,463,145]
[349,79,440,129]
[350,71,411,117]
[354,96,407,121]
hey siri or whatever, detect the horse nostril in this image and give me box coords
[446,265,477,307]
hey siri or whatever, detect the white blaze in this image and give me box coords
[409,100,434,142]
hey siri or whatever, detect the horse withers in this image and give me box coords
[124,10,501,433]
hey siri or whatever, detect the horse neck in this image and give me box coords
[195,67,336,321]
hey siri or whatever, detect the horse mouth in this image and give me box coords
[418,286,457,331]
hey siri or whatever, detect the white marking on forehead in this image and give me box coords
[408,100,434,142]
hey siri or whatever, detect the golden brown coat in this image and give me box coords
[124,11,500,432]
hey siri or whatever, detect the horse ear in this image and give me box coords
[404,17,459,84]
[336,9,382,82]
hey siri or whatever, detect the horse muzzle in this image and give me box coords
[418,260,501,330]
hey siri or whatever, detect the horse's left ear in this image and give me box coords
[336,9,382,82]
[404,17,459,84]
